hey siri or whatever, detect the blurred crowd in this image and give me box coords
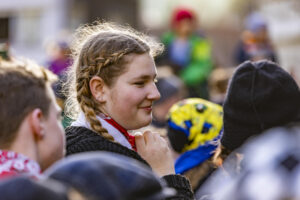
[0,6,299,200]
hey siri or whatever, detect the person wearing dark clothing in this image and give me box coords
[221,60,300,151]
[66,126,193,199]
[63,21,194,199]
[197,60,300,199]
[47,152,192,200]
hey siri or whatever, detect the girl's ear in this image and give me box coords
[89,76,107,103]
[29,108,45,141]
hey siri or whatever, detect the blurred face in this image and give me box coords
[101,53,161,130]
[175,19,194,37]
[255,27,268,43]
[39,86,65,171]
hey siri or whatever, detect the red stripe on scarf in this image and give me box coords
[104,118,136,151]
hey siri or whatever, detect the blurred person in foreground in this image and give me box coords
[44,152,177,200]
[216,60,300,168]
[0,176,82,200]
[200,127,300,200]
[166,98,223,193]
[159,8,213,99]
[196,60,300,198]
[0,58,65,179]
[0,151,178,200]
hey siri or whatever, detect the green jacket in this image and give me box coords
[162,32,213,86]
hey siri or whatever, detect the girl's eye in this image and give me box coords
[134,82,145,86]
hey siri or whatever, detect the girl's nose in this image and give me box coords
[148,83,161,101]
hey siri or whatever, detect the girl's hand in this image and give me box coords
[135,130,175,177]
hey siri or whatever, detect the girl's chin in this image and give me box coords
[132,118,152,130]
[124,114,152,130]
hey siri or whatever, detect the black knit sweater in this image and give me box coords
[66,126,194,200]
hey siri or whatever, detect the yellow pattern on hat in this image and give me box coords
[168,98,223,152]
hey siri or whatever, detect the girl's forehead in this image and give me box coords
[122,54,157,77]
[124,68,157,81]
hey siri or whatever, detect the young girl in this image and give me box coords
[64,22,194,199]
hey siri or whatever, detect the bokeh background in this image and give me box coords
[1,0,300,84]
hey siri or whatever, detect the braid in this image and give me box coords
[65,22,164,143]
[77,66,114,141]
[75,50,126,142]
[94,52,126,69]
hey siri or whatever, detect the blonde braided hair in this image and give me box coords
[76,52,127,141]
[64,21,163,141]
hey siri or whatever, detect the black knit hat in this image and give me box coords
[221,60,300,151]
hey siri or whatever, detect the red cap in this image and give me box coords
[172,8,194,25]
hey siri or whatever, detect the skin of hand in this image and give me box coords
[135,130,175,177]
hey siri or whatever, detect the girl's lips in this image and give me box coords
[140,106,152,111]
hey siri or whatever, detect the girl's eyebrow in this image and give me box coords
[132,74,157,80]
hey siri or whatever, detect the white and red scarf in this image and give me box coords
[72,112,136,151]
[0,150,41,179]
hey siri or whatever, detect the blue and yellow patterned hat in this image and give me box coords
[168,98,223,152]
[167,98,223,174]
